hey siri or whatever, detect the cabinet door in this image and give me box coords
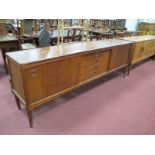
[143,41,151,56]
[147,41,154,55]
[153,40,155,53]
[47,56,80,95]
[24,65,48,104]
[132,43,144,63]
[109,45,130,70]
[79,52,96,82]
[96,50,111,75]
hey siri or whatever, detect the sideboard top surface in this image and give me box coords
[6,39,132,65]
[120,35,155,42]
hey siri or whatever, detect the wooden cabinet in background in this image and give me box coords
[120,35,155,73]
[6,40,132,127]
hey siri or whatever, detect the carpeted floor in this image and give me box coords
[0,52,155,135]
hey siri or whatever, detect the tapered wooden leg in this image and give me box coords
[128,64,132,75]
[14,95,21,110]
[123,66,128,78]
[1,49,8,74]
[26,107,33,128]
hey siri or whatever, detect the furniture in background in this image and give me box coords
[72,28,82,41]
[138,22,155,33]
[134,31,146,36]
[115,31,125,38]
[147,31,155,35]
[7,39,132,127]
[0,23,20,73]
[20,19,37,50]
[115,19,126,30]
[102,32,115,39]
[120,35,155,74]
[0,37,20,73]
[125,31,134,37]
[89,28,110,40]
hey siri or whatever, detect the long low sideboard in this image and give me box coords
[6,40,132,127]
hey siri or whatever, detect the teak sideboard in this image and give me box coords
[6,40,132,127]
[120,35,155,73]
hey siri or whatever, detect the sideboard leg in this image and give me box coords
[152,55,155,61]
[26,108,33,128]
[123,66,128,78]
[14,95,21,110]
[128,64,132,75]
[1,48,8,74]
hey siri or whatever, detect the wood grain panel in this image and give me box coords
[109,45,129,70]
[132,42,144,63]
[79,52,96,82]
[8,59,25,100]
[24,64,48,104]
[47,56,80,95]
[96,50,111,75]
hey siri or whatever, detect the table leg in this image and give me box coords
[123,66,128,78]
[26,107,33,128]
[1,49,8,74]
[14,95,21,110]
[128,64,132,75]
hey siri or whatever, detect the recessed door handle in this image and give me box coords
[30,68,37,73]
[31,73,36,77]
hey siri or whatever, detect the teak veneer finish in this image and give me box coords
[120,35,155,73]
[6,40,132,127]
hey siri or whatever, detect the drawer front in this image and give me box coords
[24,65,48,104]
[79,52,96,82]
[96,50,111,75]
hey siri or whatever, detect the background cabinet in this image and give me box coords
[121,36,155,65]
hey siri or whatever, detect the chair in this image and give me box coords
[72,28,82,41]
[90,32,97,41]
[39,27,50,48]
[0,23,8,36]
[64,29,73,43]
[115,31,125,38]
[125,31,134,37]
[102,32,115,39]
[19,19,37,50]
